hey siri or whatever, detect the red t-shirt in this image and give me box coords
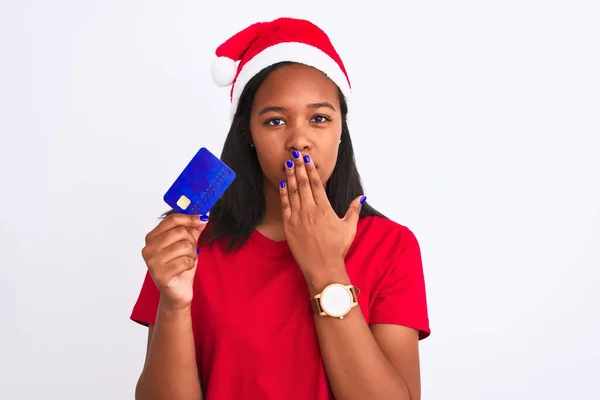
[131,215,430,399]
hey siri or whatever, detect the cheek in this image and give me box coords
[251,132,282,172]
[254,147,285,181]
[255,150,277,170]
[319,145,340,181]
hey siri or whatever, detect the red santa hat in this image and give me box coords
[210,17,352,117]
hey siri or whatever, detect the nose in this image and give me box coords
[286,125,312,152]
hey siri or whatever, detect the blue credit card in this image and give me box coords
[163,147,236,215]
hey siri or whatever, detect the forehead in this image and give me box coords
[252,63,340,107]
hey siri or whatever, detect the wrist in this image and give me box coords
[304,260,350,296]
[158,297,192,316]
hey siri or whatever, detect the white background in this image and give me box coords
[1,1,599,399]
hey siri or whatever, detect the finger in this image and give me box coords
[148,225,199,251]
[157,239,198,265]
[285,158,301,212]
[188,226,205,247]
[279,180,292,220]
[291,150,316,206]
[188,214,210,242]
[301,153,327,205]
[164,255,197,277]
[146,213,207,242]
[343,195,367,227]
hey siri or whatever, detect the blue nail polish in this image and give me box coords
[303,155,310,163]
[200,215,209,221]
[292,150,300,159]
[196,247,200,254]
[280,181,286,188]
[360,196,367,204]
[286,160,293,168]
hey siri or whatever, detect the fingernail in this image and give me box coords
[200,215,209,221]
[280,181,286,188]
[286,160,293,168]
[303,155,310,163]
[292,150,300,159]
[196,247,200,254]
[360,196,367,204]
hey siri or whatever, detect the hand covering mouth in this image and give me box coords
[281,160,318,172]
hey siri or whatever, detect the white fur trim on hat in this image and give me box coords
[229,42,351,118]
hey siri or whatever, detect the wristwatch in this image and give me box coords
[311,283,360,319]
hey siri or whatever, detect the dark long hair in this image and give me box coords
[166,62,386,251]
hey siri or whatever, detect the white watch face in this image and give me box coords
[320,284,352,317]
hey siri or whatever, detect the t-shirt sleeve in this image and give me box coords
[130,271,160,326]
[369,227,430,340]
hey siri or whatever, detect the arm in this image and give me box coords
[135,300,202,400]
[307,268,421,400]
[277,151,428,399]
[133,213,210,399]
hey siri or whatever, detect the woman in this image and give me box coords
[131,17,430,400]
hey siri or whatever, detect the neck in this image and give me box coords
[256,180,286,241]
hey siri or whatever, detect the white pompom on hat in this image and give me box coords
[210,56,239,87]
[210,17,352,117]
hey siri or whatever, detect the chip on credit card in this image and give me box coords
[163,147,236,215]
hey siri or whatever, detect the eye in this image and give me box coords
[311,115,330,123]
[265,118,286,126]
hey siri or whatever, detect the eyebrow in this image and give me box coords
[258,102,336,116]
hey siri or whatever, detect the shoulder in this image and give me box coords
[356,215,419,248]
[358,217,431,339]
[352,215,423,271]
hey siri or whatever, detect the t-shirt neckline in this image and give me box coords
[248,228,293,258]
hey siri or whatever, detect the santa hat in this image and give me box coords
[210,17,352,117]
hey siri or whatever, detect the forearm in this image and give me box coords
[307,268,410,400]
[136,299,202,400]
